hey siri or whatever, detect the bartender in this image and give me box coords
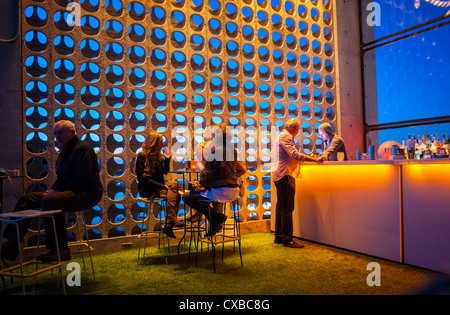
[318,123,348,161]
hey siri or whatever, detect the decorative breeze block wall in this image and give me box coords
[22,0,337,243]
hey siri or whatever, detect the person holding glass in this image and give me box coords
[318,123,348,161]
[184,139,215,224]
[135,132,183,239]
[182,124,246,237]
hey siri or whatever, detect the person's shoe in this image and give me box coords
[186,211,202,223]
[1,240,19,261]
[213,203,224,213]
[37,248,71,262]
[162,226,176,239]
[283,240,304,248]
[204,223,223,237]
[214,213,228,225]
[204,215,227,237]
[274,237,284,244]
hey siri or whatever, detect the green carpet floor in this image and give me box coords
[1,232,439,295]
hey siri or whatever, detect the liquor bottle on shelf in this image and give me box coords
[422,135,432,159]
[420,135,427,153]
[406,134,415,159]
[443,133,449,156]
[431,135,437,155]
[415,147,421,160]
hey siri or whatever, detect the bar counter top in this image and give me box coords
[306,158,450,166]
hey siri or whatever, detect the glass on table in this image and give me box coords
[161,146,171,158]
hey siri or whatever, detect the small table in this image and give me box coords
[0,209,66,295]
[168,169,203,257]
[169,168,200,192]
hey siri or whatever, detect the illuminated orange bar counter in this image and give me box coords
[271,159,450,273]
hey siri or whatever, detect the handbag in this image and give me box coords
[188,180,205,191]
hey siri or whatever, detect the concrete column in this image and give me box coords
[333,0,365,159]
[0,0,22,212]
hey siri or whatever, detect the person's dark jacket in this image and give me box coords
[320,123,348,161]
[51,135,103,196]
[135,152,170,198]
[199,146,240,189]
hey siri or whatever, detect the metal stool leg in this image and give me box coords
[80,211,95,281]
[75,214,86,272]
[137,202,151,264]
[49,215,66,295]
[68,211,95,281]
[160,199,168,264]
[137,198,169,265]
[16,223,26,295]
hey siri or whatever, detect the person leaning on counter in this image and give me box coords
[273,119,325,248]
[318,123,348,161]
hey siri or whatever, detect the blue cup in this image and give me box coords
[369,145,375,160]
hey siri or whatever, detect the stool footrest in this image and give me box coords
[199,235,240,245]
[68,241,93,254]
[0,260,62,278]
[138,230,164,238]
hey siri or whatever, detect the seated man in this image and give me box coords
[1,120,103,262]
[318,123,348,161]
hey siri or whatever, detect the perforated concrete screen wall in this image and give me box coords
[22,0,337,242]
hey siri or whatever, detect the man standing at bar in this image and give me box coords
[273,119,324,248]
[1,120,103,262]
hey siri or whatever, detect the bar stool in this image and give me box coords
[177,203,206,260]
[195,199,243,273]
[66,210,95,281]
[137,197,170,265]
[0,209,66,295]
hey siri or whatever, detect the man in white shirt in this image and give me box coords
[273,119,325,248]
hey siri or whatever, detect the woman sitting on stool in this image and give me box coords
[182,124,246,237]
[135,132,184,238]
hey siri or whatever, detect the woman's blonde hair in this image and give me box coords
[141,132,163,176]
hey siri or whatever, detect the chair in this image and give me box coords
[66,210,95,281]
[137,197,170,265]
[195,199,243,273]
[0,209,66,295]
